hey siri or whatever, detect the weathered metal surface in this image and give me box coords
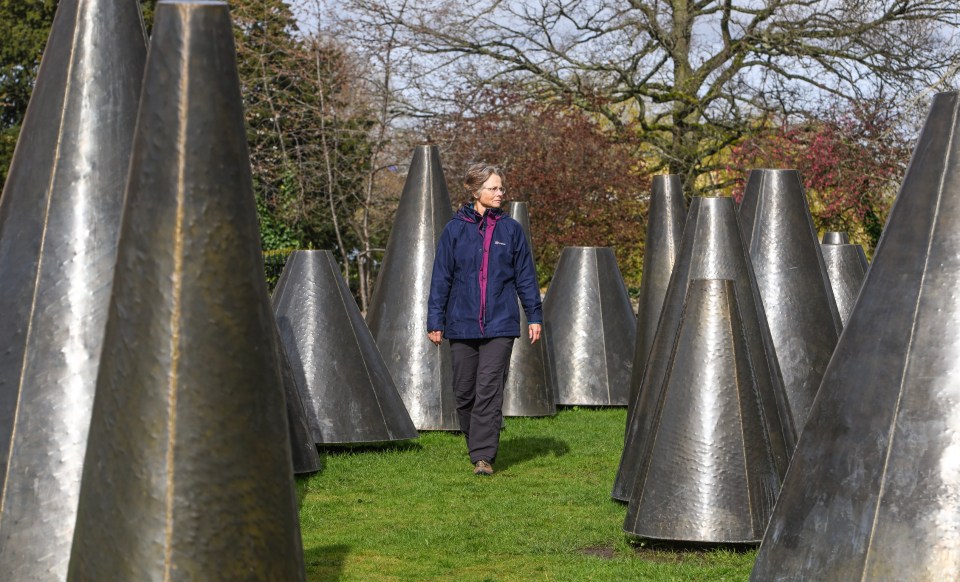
[738,169,842,433]
[502,202,554,417]
[623,279,786,543]
[627,175,686,420]
[752,91,960,581]
[67,3,305,580]
[275,328,322,474]
[0,0,146,577]
[543,247,636,406]
[613,196,792,502]
[366,146,456,430]
[821,233,869,328]
[274,250,419,444]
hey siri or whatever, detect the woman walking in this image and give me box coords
[427,163,542,476]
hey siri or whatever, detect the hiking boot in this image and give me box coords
[473,460,494,476]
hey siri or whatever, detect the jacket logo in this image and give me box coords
[494,241,506,246]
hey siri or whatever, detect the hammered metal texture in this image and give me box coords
[613,196,792,502]
[0,0,146,577]
[821,233,869,328]
[543,247,636,406]
[627,175,686,420]
[623,279,786,543]
[66,3,305,579]
[821,231,850,245]
[502,202,555,417]
[739,169,842,433]
[366,146,456,430]
[276,329,322,474]
[751,91,960,581]
[274,250,419,444]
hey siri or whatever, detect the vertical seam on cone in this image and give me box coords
[163,15,191,581]
[273,255,292,307]
[728,285,755,533]
[860,98,957,581]
[331,255,389,438]
[0,0,83,520]
[597,251,612,404]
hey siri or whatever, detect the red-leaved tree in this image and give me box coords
[726,101,911,250]
[426,90,650,290]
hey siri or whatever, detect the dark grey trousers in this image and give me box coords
[449,337,515,464]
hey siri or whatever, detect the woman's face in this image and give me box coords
[475,173,505,211]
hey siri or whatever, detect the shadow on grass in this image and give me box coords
[629,538,757,559]
[304,543,351,581]
[295,445,331,510]
[320,439,424,456]
[497,436,570,470]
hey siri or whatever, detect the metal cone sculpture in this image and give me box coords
[67,3,304,579]
[274,250,418,443]
[751,91,960,581]
[0,0,146,576]
[821,232,869,327]
[502,202,554,416]
[628,175,686,418]
[738,169,842,432]
[623,279,787,543]
[366,146,455,430]
[543,247,636,406]
[613,196,792,502]
[276,330,322,474]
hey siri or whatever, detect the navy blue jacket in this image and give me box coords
[428,204,542,339]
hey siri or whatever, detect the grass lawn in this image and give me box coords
[297,407,756,581]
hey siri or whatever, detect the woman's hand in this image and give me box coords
[428,330,443,345]
[528,323,542,344]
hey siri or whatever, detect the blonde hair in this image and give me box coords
[463,163,504,201]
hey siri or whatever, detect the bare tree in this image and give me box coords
[301,0,428,312]
[333,0,960,193]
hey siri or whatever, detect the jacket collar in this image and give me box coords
[455,202,504,224]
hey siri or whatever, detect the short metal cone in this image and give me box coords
[613,197,792,502]
[738,169,842,433]
[366,145,456,430]
[273,250,419,444]
[0,0,146,577]
[275,327,322,474]
[752,91,960,581]
[502,202,555,417]
[623,279,786,543]
[627,175,686,422]
[543,247,636,406]
[66,3,304,580]
[820,232,869,328]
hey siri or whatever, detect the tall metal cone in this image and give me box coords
[613,196,792,502]
[66,3,304,579]
[0,0,146,577]
[274,250,419,444]
[627,175,686,420]
[623,279,786,543]
[502,202,554,416]
[275,327,322,474]
[738,169,842,432]
[821,232,869,328]
[751,91,960,581]
[366,145,455,430]
[543,247,636,406]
